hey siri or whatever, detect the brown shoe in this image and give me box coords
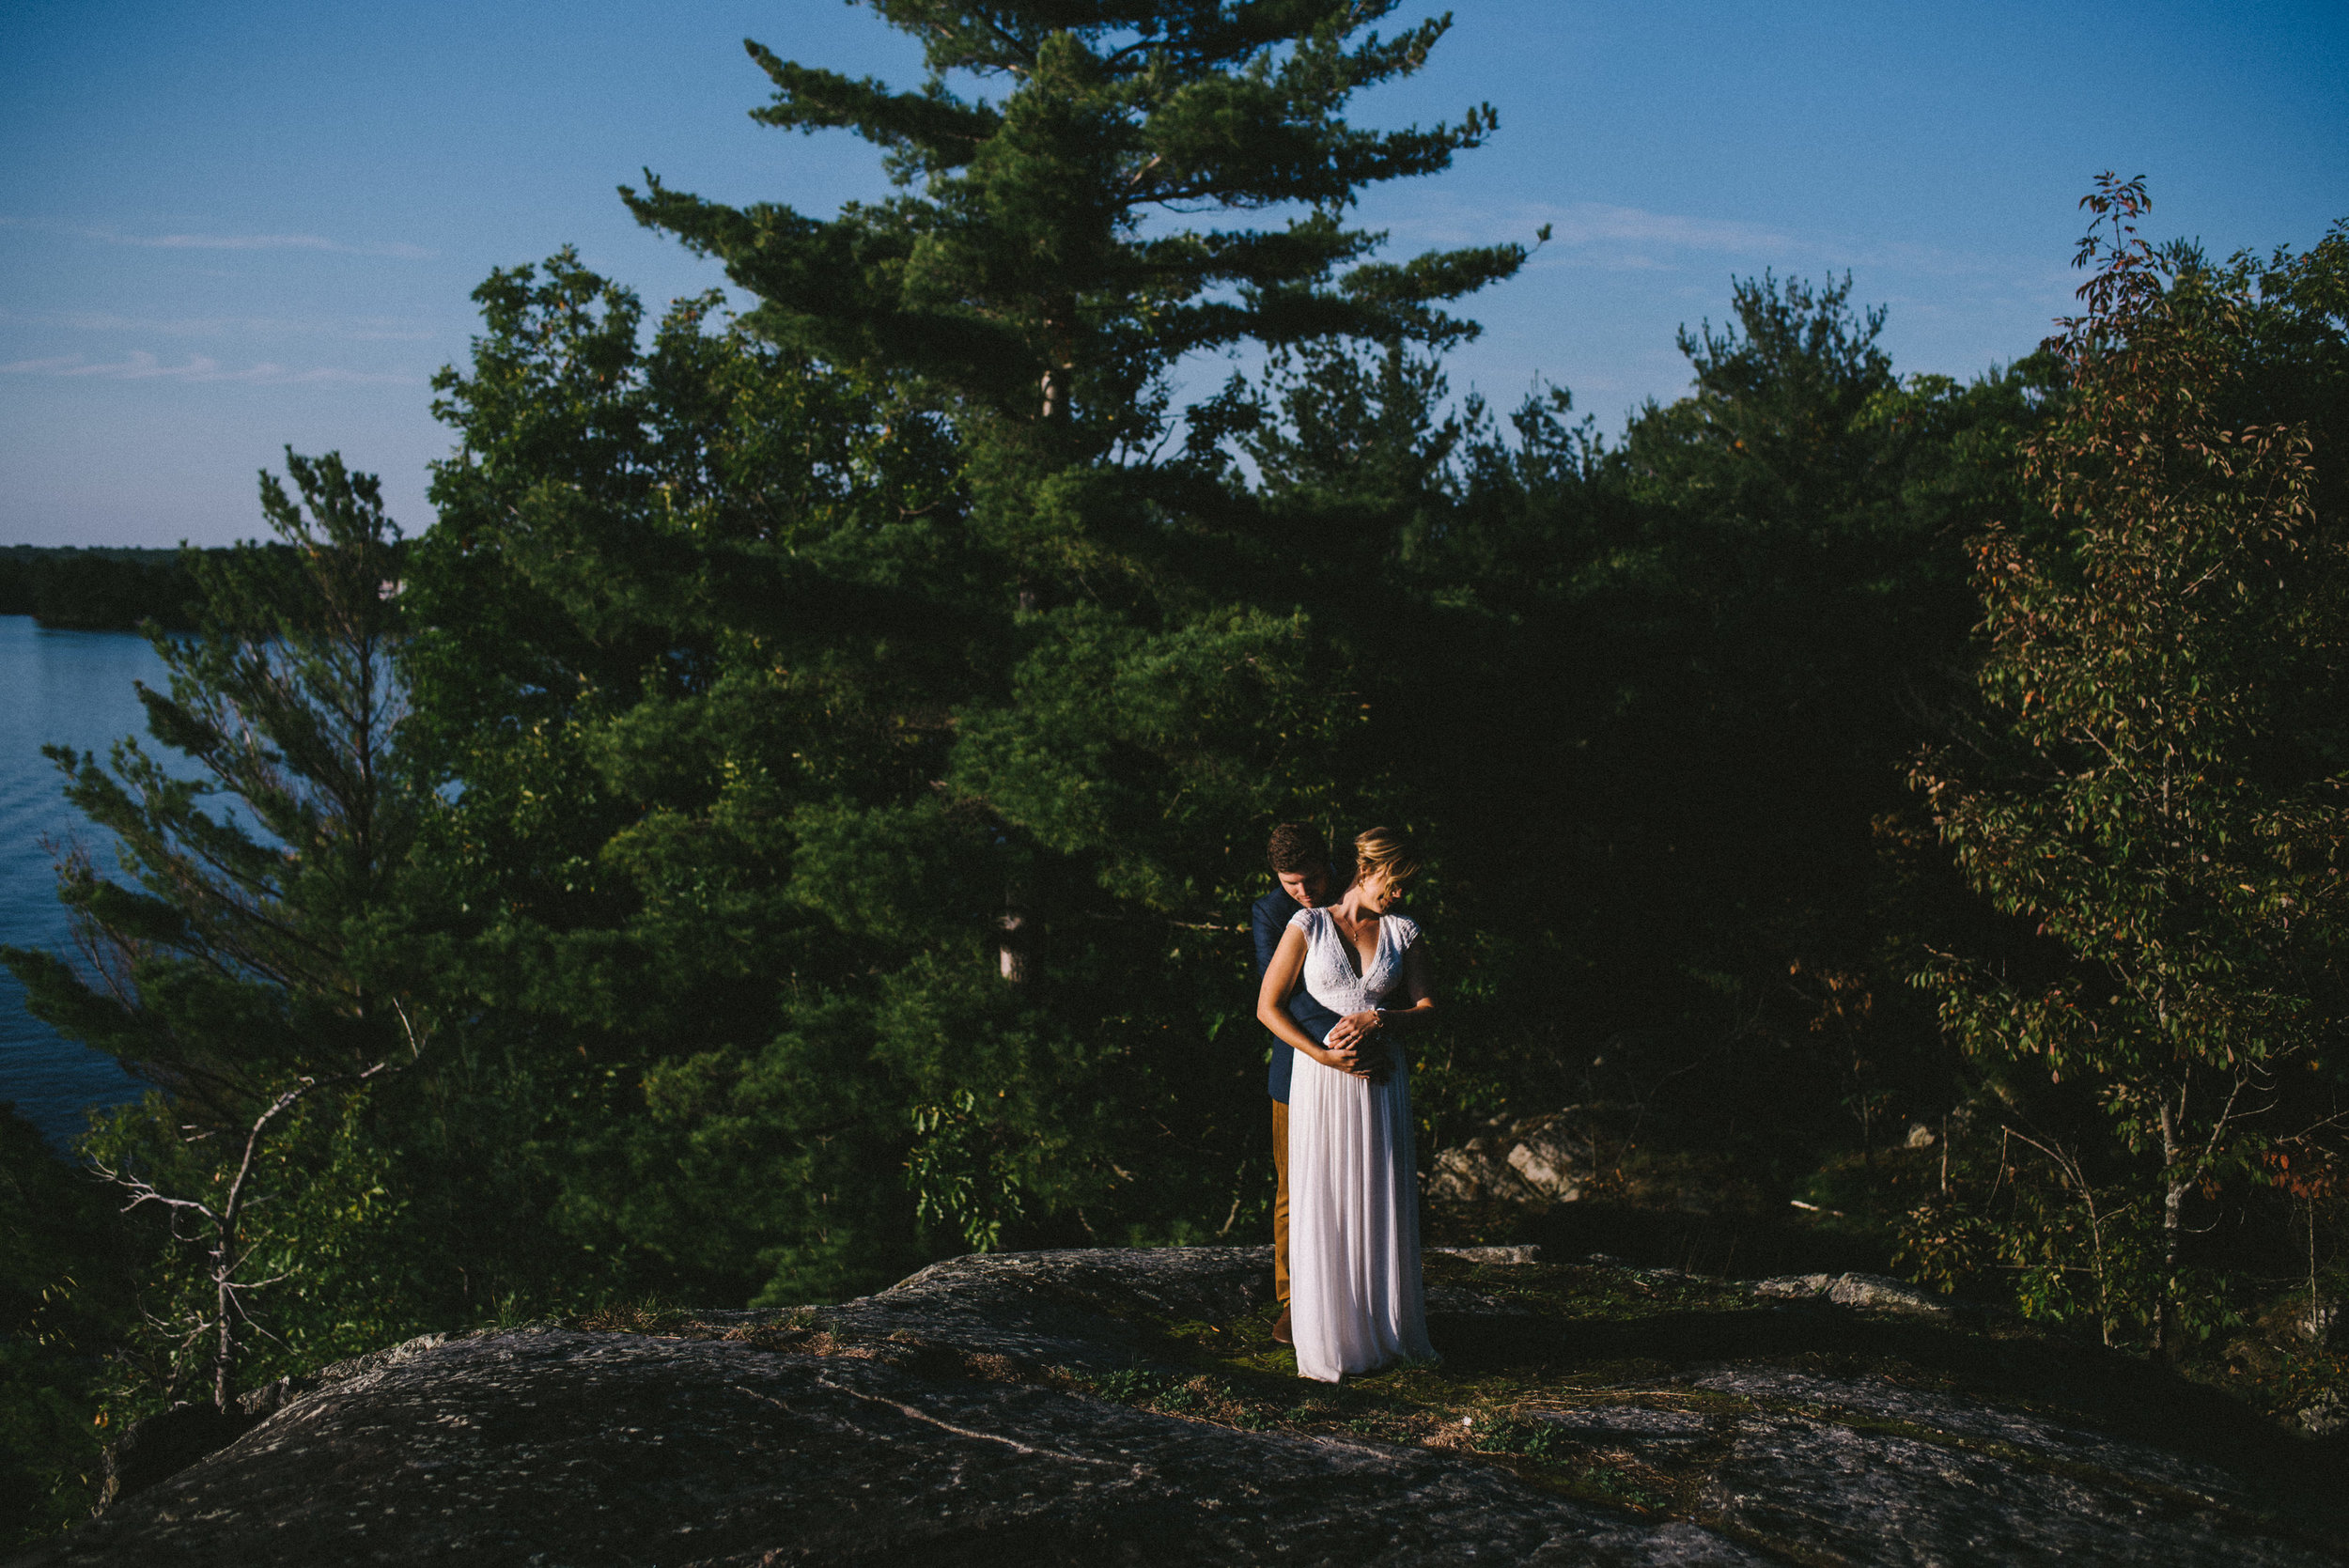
[1271,1307,1293,1344]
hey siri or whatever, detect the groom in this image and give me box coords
[1252,823,1347,1344]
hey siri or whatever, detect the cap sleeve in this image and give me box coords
[1286,907,1315,933]
[1388,914,1422,949]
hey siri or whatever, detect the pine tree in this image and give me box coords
[624,4,1531,473]
[407,4,1540,1297]
[413,260,991,1300]
[3,453,435,1405]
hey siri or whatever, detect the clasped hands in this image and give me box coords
[1315,1010,1390,1081]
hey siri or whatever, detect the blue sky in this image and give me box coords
[3,0,2342,546]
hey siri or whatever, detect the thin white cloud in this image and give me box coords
[0,308,437,341]
[1385,195,1798,258]
[1,350,418,385]
[1537,203,1797,256]
[132,231,434,259]
[1389,195,2066,297]
[0,216,435,260]
[1540,250,1681,273]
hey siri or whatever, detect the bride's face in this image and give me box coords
[1354,870,1397,913]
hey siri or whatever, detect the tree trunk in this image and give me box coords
[211,1148,255,1409]
[1038,303,1075,426]
[998,909,1029,984]
[213,1265,236,1410]
[2156,1096,2186,1361]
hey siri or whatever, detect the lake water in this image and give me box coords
[0,615,156,1142]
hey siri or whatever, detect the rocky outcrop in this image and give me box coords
[2271,1293,2342,1349]
[1506,1112,1597,1202]
[1750,1271,1959,1316]
[1423,1105,1761,1220]
[15,1248,2345,1567]
[1427,1106,1603,1206]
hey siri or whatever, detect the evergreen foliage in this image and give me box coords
[401,1,1549,1304]
[411,258,988,1303]
[2,453,447,1410]
[622,2,1530,442]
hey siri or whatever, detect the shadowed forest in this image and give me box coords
[0,548,206,632]
[3,3,2345,1543]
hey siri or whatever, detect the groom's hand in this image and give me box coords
[1319,1032,1388,1082]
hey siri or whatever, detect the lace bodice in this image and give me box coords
[1290,906,1420,1019]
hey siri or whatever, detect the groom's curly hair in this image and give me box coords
[1266,823,1329,876]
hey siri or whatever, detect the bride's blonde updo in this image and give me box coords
[1348,826,1422,893]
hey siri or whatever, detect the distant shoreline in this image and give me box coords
[1,545,203,632]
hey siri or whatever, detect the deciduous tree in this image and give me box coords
[1915,180,2349,1353]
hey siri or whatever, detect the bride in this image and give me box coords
[1254,826,1437,1381]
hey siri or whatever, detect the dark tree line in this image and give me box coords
[0,548,201,631]
[0,545,338,633]
[3,2,2345,1544]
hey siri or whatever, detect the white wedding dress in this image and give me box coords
[1285,905,1436,1382]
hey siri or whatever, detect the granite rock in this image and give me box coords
[1424,1139,1525,1205]
[16,1248,2344,1567]
[1505,1112,1597,1202]
[1752,1271,1957,1316]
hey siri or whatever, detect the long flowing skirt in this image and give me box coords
[1287,1048,1436,1381]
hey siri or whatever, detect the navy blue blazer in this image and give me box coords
[1252,888,1343,1104]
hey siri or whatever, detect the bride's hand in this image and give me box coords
[1327,1010,1382,1048]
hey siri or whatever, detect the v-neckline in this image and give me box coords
[1330,907,1379,980]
